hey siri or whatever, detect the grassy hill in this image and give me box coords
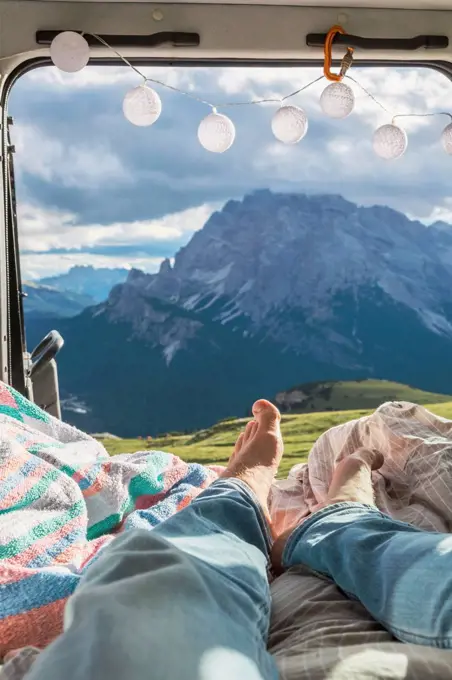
[274,379,452,414]
[101,398,452,479]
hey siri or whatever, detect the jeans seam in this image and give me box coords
[212,478,273,557]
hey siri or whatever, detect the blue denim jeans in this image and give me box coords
[25,480,452,680]
[282,502,452,648]
[26,479,279,680]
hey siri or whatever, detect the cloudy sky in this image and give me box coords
[9,62,452,279]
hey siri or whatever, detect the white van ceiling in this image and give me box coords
[0,0,451,79]
[21,0,452,7]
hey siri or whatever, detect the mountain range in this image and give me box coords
[40,266,129,303]
[23,281,93,319]
[25,191,452,436]
[23,266,129,319]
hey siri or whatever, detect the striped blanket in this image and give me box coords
[3,381,452,670]
[0,382,218,657]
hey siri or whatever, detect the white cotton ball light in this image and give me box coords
[198,111,235,153]
[271,105,308,144]
[441,122,452,155]
[123,85,162,126]
[373,124,407,160]
[320,81,355,119]
[50,31,90,73]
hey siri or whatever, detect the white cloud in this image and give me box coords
[219,65,452,132]
[216,66,319,97]
[18,202,218,253]
[345,68,452,131]
[14,123,127,189]
[27,65,132,88]
[12,63,452,278]
[22,252,163,280]
[23,63,452,131]
[27,64,199,92]
[417,198,452,225]
[254,140,326,180]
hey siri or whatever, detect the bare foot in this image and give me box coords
[319,448,384,508]
[222,400,283,517]
[272,448,384,572]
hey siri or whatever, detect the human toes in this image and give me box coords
[251,399,283,467]
[252,400,281,434]
[243,420,258,444]
[232,431,244,457]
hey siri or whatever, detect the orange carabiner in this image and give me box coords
[323,25,353,82]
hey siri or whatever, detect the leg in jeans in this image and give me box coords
[273,449,452,648]
[25,401,283,680]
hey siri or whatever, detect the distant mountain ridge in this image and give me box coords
[25,191,452,436]
[23,266,130,319]
[100,191,452,363]
[23,282,94,319]
[40,265,129,303]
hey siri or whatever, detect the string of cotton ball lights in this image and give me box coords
[49,29,452,159]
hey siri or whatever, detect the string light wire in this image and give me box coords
[46,30,452,158]
[345,75,392,116]
[93,33,452,125]
[93,34,326,110]
[91,34,393,114]
[91,34,149,83]
[393,111,452,123]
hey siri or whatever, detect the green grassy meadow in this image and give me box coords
[100,382,452,478]
[277,379,452,413]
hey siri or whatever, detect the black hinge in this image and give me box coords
[36,31,200,49]
[306,33,448,51]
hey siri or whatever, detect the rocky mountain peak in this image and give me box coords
[159,258,173,275]
[100,190,452,365]
[126,268,148,284]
